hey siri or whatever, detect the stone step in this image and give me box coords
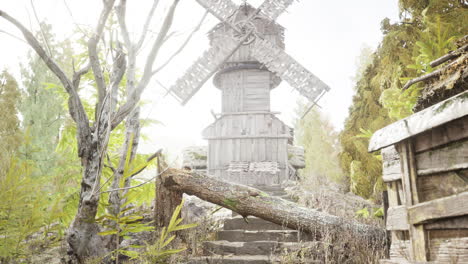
[203,241,317,256]
[188,255,272,264]
[223,217,290,231]
[217,230,299,242]
[188,255,322,264]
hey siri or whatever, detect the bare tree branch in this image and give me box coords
[0,9,91,157]
[0,29,27,44]
[102,167,168,194]
[135,0,160,51]
[115,0,132,48]
[111,0,180,129]
[62,0,89,37]
[30,0,53,57]
[72,62,90,88]
[88,0,115,111]
[402,55,464,90]
[152,11,208,75]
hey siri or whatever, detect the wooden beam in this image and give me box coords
[382,146,402,182]
[416,138,468,176]
[399,141,428,261]
[386,206,409,231]
[408,192,468,225]
[369,90,468,152]
[425,215,468,230]
[414,115,468,153]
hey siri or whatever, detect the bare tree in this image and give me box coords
[0,0,189,261]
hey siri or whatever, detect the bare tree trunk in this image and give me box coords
[155,166,183,228]
[161,169,386,245]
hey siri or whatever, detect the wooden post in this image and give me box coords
[398,140,428,261]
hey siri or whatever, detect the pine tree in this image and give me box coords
[0,70,21,173]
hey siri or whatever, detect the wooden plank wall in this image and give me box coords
[381,116,468,263]
[220,70,271,112]
[205,113,291,186]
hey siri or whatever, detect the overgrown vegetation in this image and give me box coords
[339,0,467,200]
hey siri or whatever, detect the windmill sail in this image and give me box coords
[170,37,240,105]
[258,0,295,21]
[196,0,238,22]
[252,38,330,102]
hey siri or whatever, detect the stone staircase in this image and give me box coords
[189,186,319,264]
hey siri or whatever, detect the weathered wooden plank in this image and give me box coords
[387,206,409,231]
[387,233,468,263]
[369,90,468,152]
[408,191,468,225]
[387,181,399,207]
[417,170,468,202]
[399,141,428,261]
[396,181,405,206]
[414,115,468,153]
[205,135,292,140]
[427,230,468,263]
[416,138,468,176]
[425,215,468,230]
[382,146,402,182]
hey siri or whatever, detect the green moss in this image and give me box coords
[223,198,238,210]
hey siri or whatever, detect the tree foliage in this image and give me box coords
[19,23,73,176]
[295,105,346,190]
[0,71,21,160]
[339,0,467,199]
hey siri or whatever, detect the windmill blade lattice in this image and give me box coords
[196,0,239,22]
[169,36,240,105]
[258,0,295,21]
[252,38,330,102]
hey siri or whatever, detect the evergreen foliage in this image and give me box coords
[339,0,467,199]
[0,71,21,163]
[19,23,73,176]
[295,105,346,189]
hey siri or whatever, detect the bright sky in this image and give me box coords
[0,0,399,164]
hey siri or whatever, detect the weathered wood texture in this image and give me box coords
[369,90,468,152]
[382,146,402,182]
[414,115,468,153]
[408,192,468,225]
[398,141,428,261]
[384,230,468,264]
[161,169,386,245]
[415,137,468,176]
[219,70,271,112]
[378,116,468,263]
[417,170,468,202]
[386,206,408,231]
[203,113,291,185]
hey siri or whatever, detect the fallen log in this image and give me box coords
[161,169,386,245]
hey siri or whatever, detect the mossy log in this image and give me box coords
[161,169,386,245]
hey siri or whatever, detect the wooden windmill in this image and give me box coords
[173,0,330,187]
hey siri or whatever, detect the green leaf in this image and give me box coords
[98,230,118,236]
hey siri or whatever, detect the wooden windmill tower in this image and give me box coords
[173,0,330,187]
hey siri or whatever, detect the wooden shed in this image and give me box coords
[369,40,468,263]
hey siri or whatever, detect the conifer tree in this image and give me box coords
[0,71,21,172]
